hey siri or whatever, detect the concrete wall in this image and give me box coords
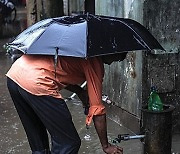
[95,0,144,133]
[142,0,180,133]
[143,0,180,54]
[67,0,84,15]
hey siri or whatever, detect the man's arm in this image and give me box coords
[65,84,89,114]
[93,114,123,154]
[65,84,88,106]
[65,84,84,95]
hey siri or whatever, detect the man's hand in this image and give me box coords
[93,114,123,154]
[103,143,123,154]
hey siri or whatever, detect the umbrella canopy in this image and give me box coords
[8,14,164,58]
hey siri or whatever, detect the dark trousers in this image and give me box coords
[7,78,81,154]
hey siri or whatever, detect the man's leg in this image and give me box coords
[7,78,50,153]
[19,89,81,154]
[7,78,81,154]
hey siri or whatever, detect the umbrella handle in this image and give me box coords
[54,47,59,78]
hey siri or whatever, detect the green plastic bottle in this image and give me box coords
[148,86,163,112]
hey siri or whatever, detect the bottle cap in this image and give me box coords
[151,86,157,91]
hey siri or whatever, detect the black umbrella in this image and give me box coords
[78,14,164,57]
[8,14,164,58]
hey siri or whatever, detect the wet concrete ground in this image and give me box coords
[0,6,180,154]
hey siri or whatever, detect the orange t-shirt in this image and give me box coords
[6,55,105,125]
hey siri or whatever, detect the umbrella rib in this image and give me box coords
[117,20,151,50]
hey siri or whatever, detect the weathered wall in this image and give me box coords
[142,0,180,132]
[142,52,180,132]
[67,0,84,15]
[95,0,124,17]
[96,0,180,133]
[95,0,144,132]
[143,0,180,54]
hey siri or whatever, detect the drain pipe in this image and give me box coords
[141,105,175,154]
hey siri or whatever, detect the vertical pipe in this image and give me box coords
[141,105,174,154]
[84,0,95,14]
[26,0,37,26]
